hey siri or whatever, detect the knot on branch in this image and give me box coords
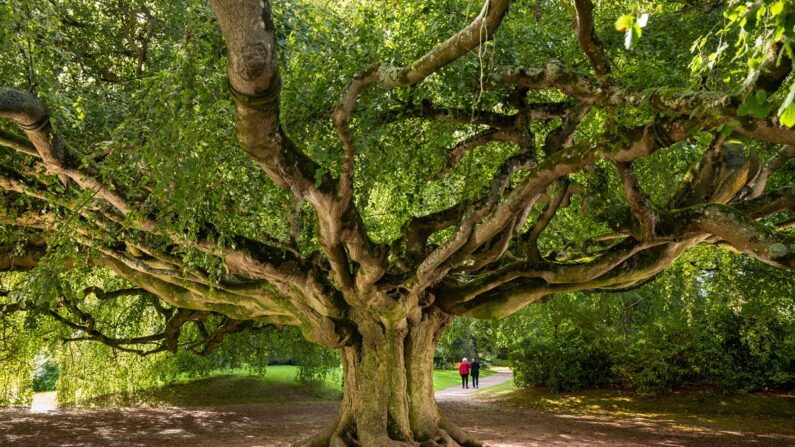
[236,42,272,81]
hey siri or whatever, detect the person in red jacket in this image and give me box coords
[459,357,471,389]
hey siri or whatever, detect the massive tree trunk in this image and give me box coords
[297,307,481,447]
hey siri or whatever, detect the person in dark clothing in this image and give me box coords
[459,357,470,389]
[470,356,481,389]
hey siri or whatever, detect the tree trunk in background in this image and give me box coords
[296,307,482,447]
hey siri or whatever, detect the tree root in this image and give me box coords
[292,422,338,447]
[440,417,485,447]
[417,428,458,447]
[292,419,484,447]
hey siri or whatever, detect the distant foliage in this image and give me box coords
[501,247,795,393]
[31,359,59,392]
[436,318,497,368]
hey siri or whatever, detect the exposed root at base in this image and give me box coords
[291,419,485,447]
[440,417,485,447]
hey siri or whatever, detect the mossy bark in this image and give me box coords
[295,308,482,447]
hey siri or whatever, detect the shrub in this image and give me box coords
[511,328,613,392]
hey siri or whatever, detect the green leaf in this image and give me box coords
[771,1,785,16]
[615,14,634,32]
[777,85,795,127]
[719,119,741,136]
[779,103,795,127]
[738,90,772,119]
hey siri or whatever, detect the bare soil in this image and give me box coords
[2,371,793,446]
[2,398,794,446]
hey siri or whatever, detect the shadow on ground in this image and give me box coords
[3,400,795,447]
[2,372,794,446]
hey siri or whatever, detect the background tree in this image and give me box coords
[499,246,795,393]
[1,0,794,445]
[436,318,496,368]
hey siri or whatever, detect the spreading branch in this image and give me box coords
[573,0,611,78]
[616,161,656,240]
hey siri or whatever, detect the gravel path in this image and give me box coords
[435,367,513,402]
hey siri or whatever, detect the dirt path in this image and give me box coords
[30,391,57,413]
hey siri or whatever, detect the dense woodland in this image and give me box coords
[1,0,795,445]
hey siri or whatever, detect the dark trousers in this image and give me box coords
[461,374,469,388]
[472,371,479,388]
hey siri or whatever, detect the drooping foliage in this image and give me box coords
[0,278,337,406]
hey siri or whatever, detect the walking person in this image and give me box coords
[470,356,481,389]
[459,357,470,389]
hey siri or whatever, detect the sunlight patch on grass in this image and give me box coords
[474,380,515,397]
[478,384,795,435]
[79,365,343,408]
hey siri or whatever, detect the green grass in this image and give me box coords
[432,369,494,390]
[479,382,795,434]
[79,365,494,407]
[83,365,342,407]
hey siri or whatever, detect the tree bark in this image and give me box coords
[295,307,482,447]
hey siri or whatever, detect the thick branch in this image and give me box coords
[0,128,39,157]
[663,204,795,269]
[501,62,795,146]
[378,0,511,87]
[748,145,795,198]
[213,0,387,299]
[735,186,795,219]
[522,180,572,261]
[573,0,611,78]
[616,161,656,240]
[669,137,760,209]
[334,66,380,203]
[0,241,48,271]
[436,238,667,314]
[434,128,517,179]
[0,88,64,170]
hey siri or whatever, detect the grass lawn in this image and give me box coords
[80,365,494,407]
[432,369,494,391]
[83,366,340,407]
[478,381,795,434]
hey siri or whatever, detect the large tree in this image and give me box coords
[1,0,794,445]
